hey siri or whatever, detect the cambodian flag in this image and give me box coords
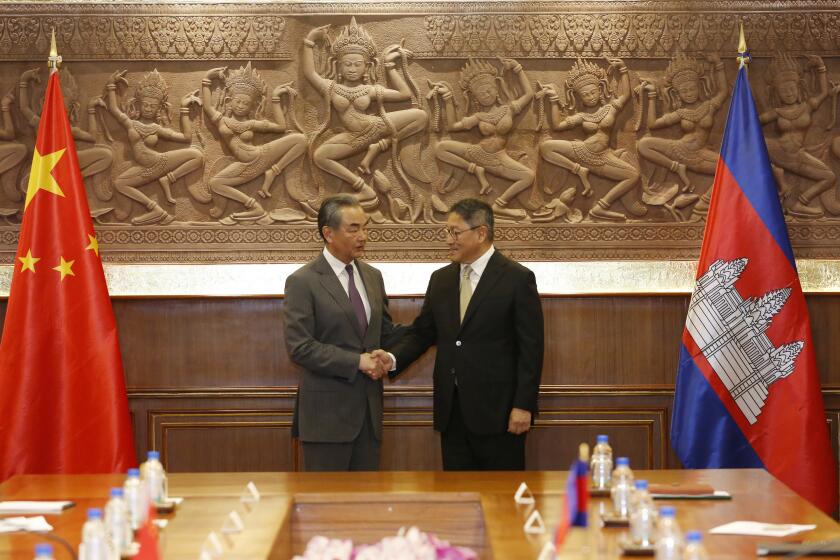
[670,59,837,514]
[555,454,589,547]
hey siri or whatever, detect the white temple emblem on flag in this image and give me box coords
[685,258,804,424]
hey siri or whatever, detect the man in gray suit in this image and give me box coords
[284,194,401,471]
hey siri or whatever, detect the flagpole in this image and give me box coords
[47,28,61,74]
[737,22,750,69]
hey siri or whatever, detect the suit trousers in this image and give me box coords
[301,405,380,471]
[441,387,526,471]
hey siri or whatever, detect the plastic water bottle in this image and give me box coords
[629,479,657,545]
[654,506,684,560]
[610,456,634,517]
[683,531,708,560]
[78,508,112,560]
[123,468,149,530]
[140,450,168,506]
[104,487,132,556]
[590,434,613,489]
[33,543,55,560]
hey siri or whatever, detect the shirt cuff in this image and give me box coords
[387,352,397,371]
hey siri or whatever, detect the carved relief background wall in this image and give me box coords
[1,1,840,262]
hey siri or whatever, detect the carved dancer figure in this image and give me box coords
[538,58,643,221]
[759,53,839,218]
[637,53,728,218]
[19,66,114,201]
[105,69,205,225]
[302,18,427,209]
[0,89,26,203]
[429,58,534,218]
[201,63,307,225]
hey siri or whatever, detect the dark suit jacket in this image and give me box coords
[389,250,544,435]
[284,253,402,443]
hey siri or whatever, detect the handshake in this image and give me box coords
[359,349,395,380]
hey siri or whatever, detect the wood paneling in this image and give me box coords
[2,295,840,475]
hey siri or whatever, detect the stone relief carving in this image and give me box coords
[302,19,428,224]
[104,69,204,225]
[0,88,26,216]
[759,53,840,219]
[429,57,534,221]
[0,5,840,261]
[201,63,307,225]
[537,57,644,222]
[636,52,728,221]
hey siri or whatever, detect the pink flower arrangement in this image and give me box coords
[294,527,479,560]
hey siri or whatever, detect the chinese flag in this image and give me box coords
[0,70,135,481]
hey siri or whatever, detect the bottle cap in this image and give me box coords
[686,530,702,542]
[659,506,676,517]
[147,450,160,461]
[634,479,648,490]
[35,543,53,555]
[596,434,609,444]
[127,468,140,477]
[87,507,103,519]
[110,487,124,498]
[616,457,630,467]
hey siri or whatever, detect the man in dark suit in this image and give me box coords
[284,194,401,471]
[377,198,544,470]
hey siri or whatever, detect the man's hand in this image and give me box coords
[370,349,394,372]
[508,408,532,435]
[359,353,386,380]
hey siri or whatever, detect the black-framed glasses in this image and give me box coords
[443,225,481,239]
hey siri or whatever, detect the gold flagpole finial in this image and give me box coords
[578,442,590,462]
[737,22,750,68]
[47,28,62,73]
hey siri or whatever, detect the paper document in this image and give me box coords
[0,501,73,514]
[0,516,53,533]
[652,490,731,500]
[710,521,816,537]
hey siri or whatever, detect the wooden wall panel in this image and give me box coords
[1,294,839,476]
[150,409,297,473]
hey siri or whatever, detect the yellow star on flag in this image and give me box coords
[18,249,40,273]
[85,234,99,256]
[52,256,75,281]
[25,148,66,210]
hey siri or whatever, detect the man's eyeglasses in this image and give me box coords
[443,225,481,239]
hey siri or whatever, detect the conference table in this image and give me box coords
[1,469,839,558]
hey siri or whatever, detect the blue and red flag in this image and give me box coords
[670,57,837,514]
[555,453,589,548]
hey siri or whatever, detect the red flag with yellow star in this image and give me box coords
[0,70,135,480]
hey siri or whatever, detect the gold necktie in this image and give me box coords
[460,265,473,323]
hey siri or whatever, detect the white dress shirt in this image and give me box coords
[460,245,495,292]
[323,248,395,371]
[323,248,371,322]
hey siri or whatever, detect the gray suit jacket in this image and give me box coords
[284,253,402,443]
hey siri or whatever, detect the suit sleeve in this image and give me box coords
[283,272,359,381]
[512,268,544,413]
[387,274,439,377]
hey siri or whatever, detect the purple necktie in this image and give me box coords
[346,264,368,335]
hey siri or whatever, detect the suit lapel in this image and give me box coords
[460,251,506,331]
[314,254,364,341]
[357,260,380,345]
[441,263,462,335]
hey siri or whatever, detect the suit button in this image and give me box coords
[456,340,462,347]
[450,368,455,374]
